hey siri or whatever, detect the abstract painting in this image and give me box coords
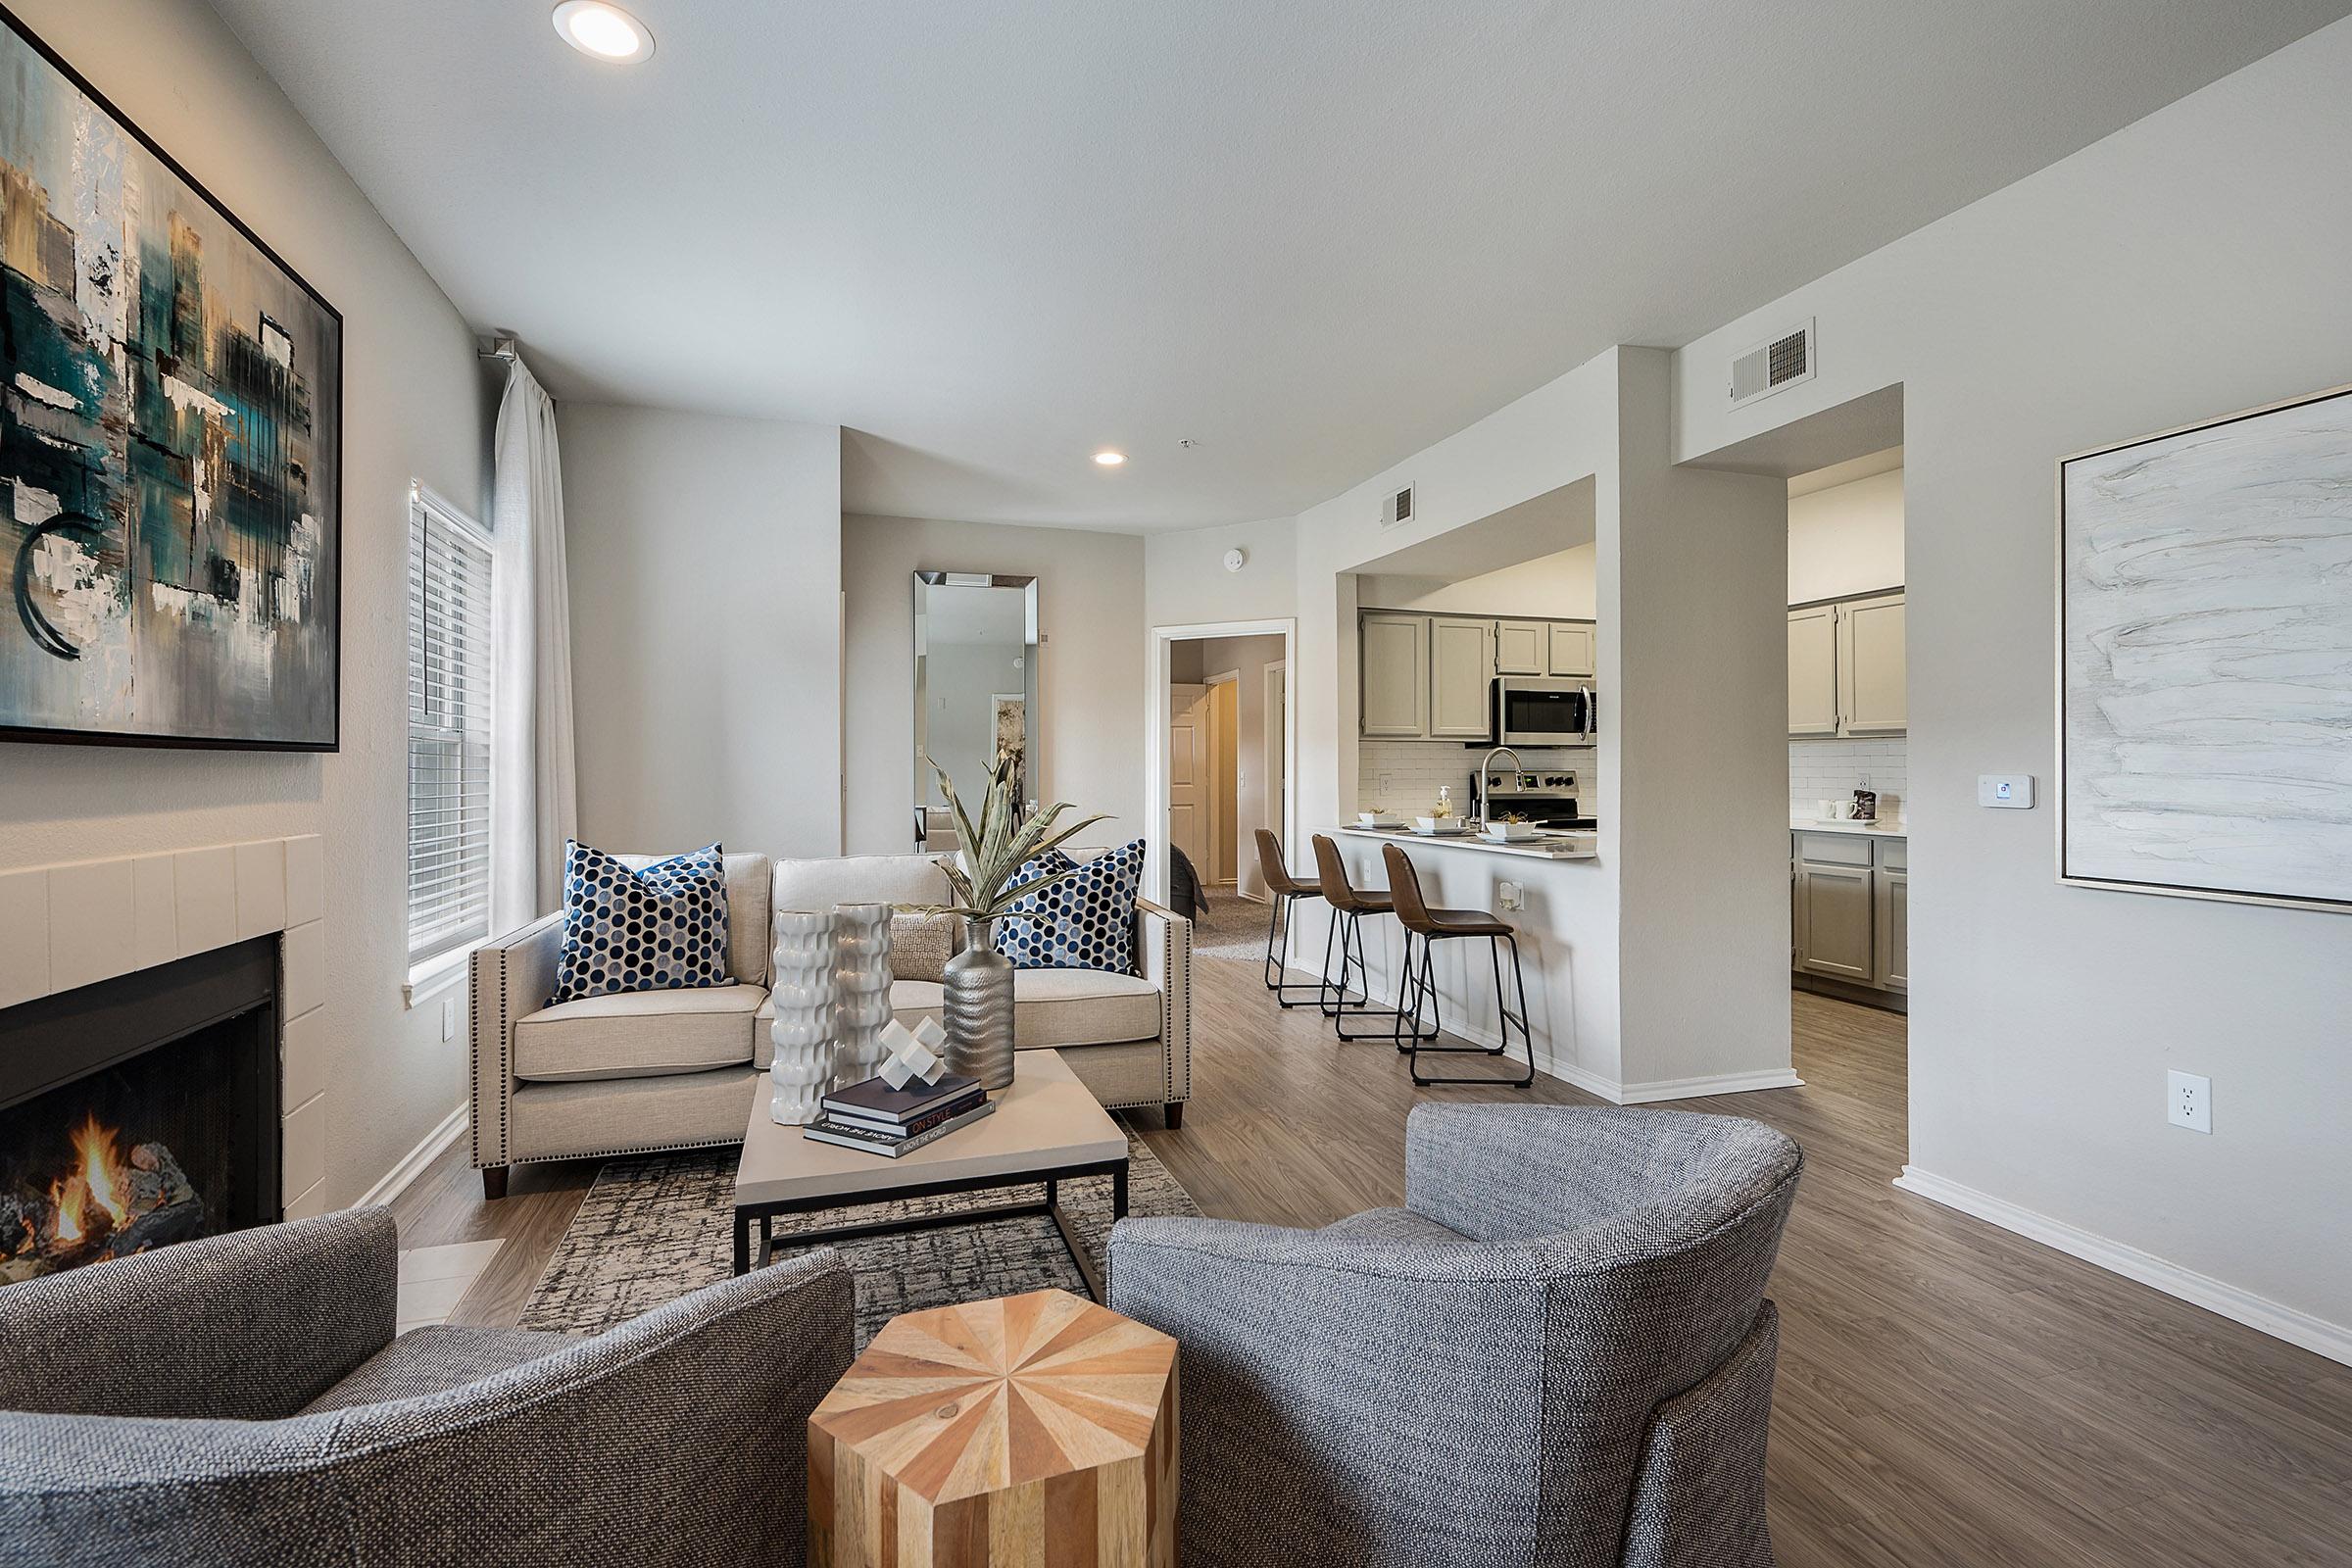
[2060,383,2352,911]
[0,11,340,749]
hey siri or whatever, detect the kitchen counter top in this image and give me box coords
[1791,817,1906,839]
[1338,824,1598,861]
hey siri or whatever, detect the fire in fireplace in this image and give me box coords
[0,937,279,1283]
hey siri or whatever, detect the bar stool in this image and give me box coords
[1310,835,1435,1044]
[1380,843,1537,1088]
[1253,829,1326,1008]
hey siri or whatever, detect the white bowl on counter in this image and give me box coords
[1479,821,1543,842]
[1412,817,1469,836]
[1357,812,1402,828]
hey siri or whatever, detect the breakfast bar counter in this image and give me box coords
[1336,824,1598,861]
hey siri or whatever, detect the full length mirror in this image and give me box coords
[912,571,1040,850]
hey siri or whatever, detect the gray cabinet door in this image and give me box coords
[1788,605,1839,737]
[1494,619,1545,675]
[1546,621,1595,677]
[1359,612,1429,737]
[1875,866,1908,992]
[1428,616,1495,739]
[1794,860,1875,982]
[1838,591,1907,735]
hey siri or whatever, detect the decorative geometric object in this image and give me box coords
[768,908,838,1127]
[550,841,730,1005]
[999,840,1147,974]
[2060,382,2352,912]
[830,903,894,1085]
[943,916,1017,1091]
[807,1288,1178,1568]
[876,1017,949,1091]
[0,14,342,749]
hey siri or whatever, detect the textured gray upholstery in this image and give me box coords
[1107,1103,1801,1568]
[0,1210,855,1568]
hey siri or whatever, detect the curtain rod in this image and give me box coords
[479,334,519,362]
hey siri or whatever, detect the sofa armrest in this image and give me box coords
[1135,898,1192,1104]
[0,1209,396,1420]
[470,911,565,1170]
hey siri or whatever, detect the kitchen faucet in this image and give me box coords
[1476,747,1523,830]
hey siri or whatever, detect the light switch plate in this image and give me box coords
[1978,774,2035,808]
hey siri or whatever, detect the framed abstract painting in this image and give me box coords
[0,5,341,750]
[2058,382,2352,912]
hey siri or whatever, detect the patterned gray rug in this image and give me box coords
[517,1131,1198,1346]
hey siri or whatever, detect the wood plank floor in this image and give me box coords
[394,901,2352,1566]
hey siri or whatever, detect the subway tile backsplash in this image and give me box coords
[1789,736,1906,822]
[1357,741,1600,818]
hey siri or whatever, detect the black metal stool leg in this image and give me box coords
[1329,909,1431,1042]
[1264,894,1323,1007]
[1408,931,1540,1087]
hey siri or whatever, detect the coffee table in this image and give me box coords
[731,1048,1130,1298]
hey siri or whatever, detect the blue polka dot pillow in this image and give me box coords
[998,839,1146,974]
[550,840,733,1004]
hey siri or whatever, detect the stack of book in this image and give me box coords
[803,1071,995,1157]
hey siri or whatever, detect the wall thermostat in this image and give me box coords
[1223,548,1247,573]
[1978,774,2034,808]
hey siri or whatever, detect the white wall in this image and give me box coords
[0,0,490,1204]
[1788,465,1905,604]
[1144,517,1295,626]
[561,407,843,859]
[845,514,1146,854]
[1358,543,1598,618]
[1677,17,2352,1349]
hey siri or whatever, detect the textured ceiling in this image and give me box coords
[210,0,2350,530]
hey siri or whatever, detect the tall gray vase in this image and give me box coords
[943,917,1016,1090]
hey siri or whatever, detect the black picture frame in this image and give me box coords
[0,1,344,753]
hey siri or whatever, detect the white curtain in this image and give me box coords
[491,354,579,928]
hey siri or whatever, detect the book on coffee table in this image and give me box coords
[822,1072,983,1125]
[803,1100,997,1158]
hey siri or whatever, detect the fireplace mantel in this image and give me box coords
[0,838,327,1217]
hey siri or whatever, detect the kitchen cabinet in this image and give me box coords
[1791,830,1907,1003]
[1788,591,1905,737]
[1494,619,1546,675]
[1359,612,1429,738]
[1546,621,1594,677]
[1787,605,1839,737]
[1428,617,1496,739]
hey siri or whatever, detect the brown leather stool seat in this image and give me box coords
[1380,842,1537,1088]
[1253,830,1328,1008]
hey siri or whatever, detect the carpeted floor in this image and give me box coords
[1187,889,1275,961]
[517,1132,1198,1346]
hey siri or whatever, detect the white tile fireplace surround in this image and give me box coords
[0,836,326,1219]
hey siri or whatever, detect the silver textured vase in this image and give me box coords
[943,917,1016,1090]
[830,903,894,1086]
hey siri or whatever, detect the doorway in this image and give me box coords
[1146,620,1297,908]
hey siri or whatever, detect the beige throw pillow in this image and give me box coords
[890,913,957,983]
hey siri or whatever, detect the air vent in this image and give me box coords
[1728,318,1816,409]
[1380,483,1415,529]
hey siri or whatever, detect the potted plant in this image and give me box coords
[922,753,1104,1088]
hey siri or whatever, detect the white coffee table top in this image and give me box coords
[734,1049,1127,1209]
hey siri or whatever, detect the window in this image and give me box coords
[406,486,494,970]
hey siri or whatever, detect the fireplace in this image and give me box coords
[0,937,279,1283]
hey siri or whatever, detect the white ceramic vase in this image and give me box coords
[830,903,894,1086]
[767,909,837,1125]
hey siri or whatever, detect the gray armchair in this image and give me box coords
[0,1209,854,1568]
[1107,1103,1802,1568]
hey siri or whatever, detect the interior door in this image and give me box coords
[1267,663,1289,840]
[1167,683,1210,875]
[1208,678,1240,884]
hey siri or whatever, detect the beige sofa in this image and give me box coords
[469,851,1191,1199]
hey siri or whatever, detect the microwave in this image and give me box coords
[1489,676,1596,748]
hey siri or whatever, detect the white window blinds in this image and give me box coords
[407,487,495,968]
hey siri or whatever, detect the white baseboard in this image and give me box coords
[352,1102,469,1211]
[1892,1166,2352,1368]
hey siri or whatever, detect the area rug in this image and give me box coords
[517,1132,1198,1346]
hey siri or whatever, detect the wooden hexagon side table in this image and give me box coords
[808,1288,1179,1567]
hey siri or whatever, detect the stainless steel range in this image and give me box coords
[1471,769,1597,830]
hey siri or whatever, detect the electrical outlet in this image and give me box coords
[2167,1070,2210,1134]
[441,998,458,1044]
[1497,880,1524,910]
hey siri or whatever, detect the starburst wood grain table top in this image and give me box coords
[808,1288,1179,1566]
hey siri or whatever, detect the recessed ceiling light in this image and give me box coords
[1094,450,1127,466]
[553,2,655,63]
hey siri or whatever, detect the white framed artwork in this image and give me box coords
[2059,381,2352,912]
